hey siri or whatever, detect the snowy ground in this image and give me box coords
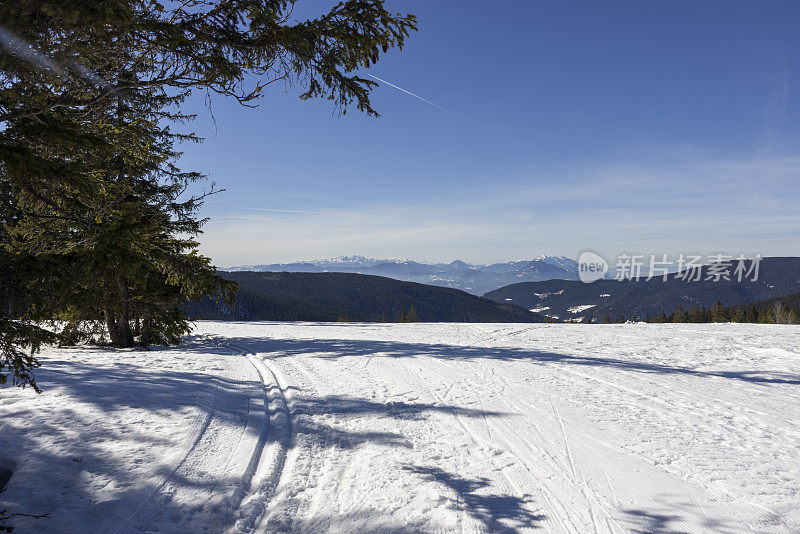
[1,322,799,533]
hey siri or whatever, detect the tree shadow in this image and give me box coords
[4,330,782,532]
[403,465,545,532]
[0,339,512,532]
[624,509,684,533]
[212,334,800,385]
[289,393,505,450]
[622,505,738,534]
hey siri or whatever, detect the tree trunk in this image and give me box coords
[106,312,120,346]
[115,319,134,348]
[106,310,134,348]
[139,313,151,347]
[107,275,135,348]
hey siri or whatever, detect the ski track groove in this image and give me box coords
[214,340,294,534]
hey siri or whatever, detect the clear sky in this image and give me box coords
[178,1,800,267]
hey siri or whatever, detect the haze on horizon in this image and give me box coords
[177,1,800,267]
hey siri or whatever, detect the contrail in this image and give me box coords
[368,74,465,119]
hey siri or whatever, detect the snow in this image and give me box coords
[535,290,566,299]
[532,255,579,271]
[530,306,551,313]
[568,304,596,314]
[2,322,800,533]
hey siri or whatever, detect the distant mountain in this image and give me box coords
[227,254,382,272]
[484,257,800,322]
[225,255,580,295]
[187,272,546,323]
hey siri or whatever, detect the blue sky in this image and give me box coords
[179,1,800,266]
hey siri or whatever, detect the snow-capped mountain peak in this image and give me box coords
[224,254,581,294]
[531,255,579,271]
[313,255,378,266]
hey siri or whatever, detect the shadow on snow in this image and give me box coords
[4,328,784,532]
[209,334,800,386]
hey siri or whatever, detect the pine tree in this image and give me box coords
[0,236,57,390]
[406,305,419,322]
[711,299,728,322]
[672,305,688,323]
[1,65,235,347]
[688,303,702,323]
[768,302,799,324]
[0,1,418,357]
[729,306,746,323]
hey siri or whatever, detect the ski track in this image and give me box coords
[0,334,290,534]
[101,336,289,534]
[1,321,799,533]
[198,321,800,534]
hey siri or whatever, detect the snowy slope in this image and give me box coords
[2,322,799,533]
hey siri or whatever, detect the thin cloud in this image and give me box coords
[199,150,800,266]
[368,74,465,119]
[240,207,331,215]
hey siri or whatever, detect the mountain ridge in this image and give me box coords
[225,255,580,295]
[484,257,800,322]
[187,271,546,323]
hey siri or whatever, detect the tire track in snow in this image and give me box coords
[252,354,353,533]
[528,359,791,523]
[457,327,781,532]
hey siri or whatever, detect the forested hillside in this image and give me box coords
[485,257,800,322]
[227,255,580,295]
[187,272,545,323]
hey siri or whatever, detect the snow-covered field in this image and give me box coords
[1,322,799,533]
